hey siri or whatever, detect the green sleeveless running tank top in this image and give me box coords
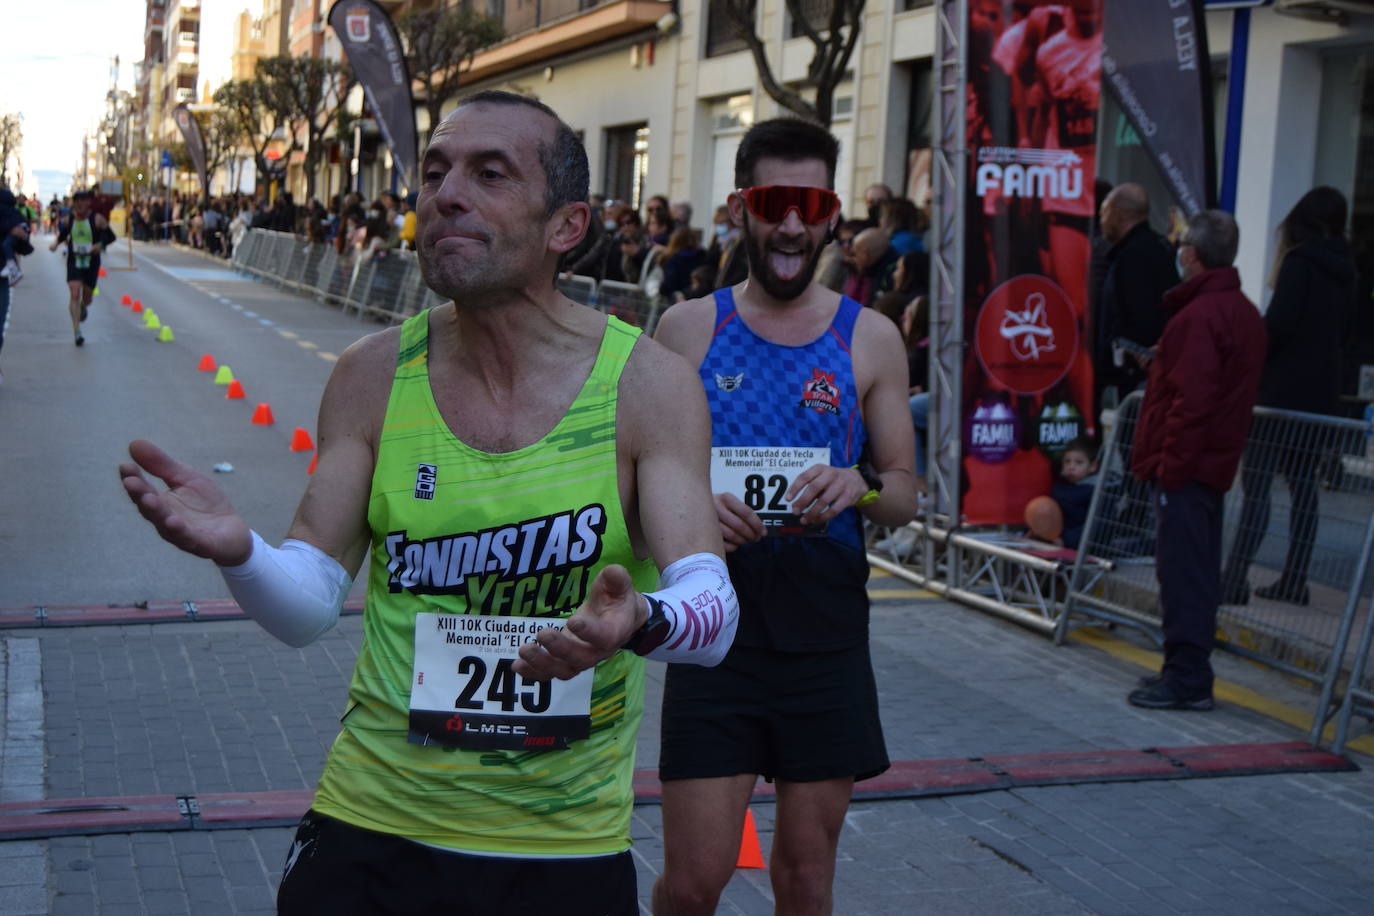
[312,309,658,856]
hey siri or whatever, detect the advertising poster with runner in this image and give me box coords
[961,0,1103,525]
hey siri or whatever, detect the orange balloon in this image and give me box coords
[1024,495,1063,542]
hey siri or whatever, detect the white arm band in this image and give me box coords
[642,552,738,666]
[219,530,352,648]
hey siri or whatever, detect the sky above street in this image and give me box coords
[5,0,244,197]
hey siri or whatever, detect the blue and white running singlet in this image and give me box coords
[699,288,872,652]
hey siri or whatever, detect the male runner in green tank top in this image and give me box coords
[119,91,736,914]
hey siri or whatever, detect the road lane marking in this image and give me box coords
[318,352,338,363]
[296,340,318,350]
[277,330,299,340]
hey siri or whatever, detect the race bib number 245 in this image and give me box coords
[408,613,593,751]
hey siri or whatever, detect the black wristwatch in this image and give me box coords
[856,461,884,493]
[855,461,884,507]
[622,595,672,656]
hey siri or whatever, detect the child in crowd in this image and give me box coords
[0,189,28,286]
[1051,437,1100,549]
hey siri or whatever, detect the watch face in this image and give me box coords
[635,617,672,656]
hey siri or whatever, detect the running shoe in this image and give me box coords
[0,261,20,286]
[74,333,84,347]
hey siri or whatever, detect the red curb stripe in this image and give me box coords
[0,744,1355,840]
[0,598,367,629]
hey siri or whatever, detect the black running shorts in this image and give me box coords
[277,810,638,915]
[658,642,889,783]
[66,262,99,288]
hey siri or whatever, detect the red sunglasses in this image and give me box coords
[737,185,841,225]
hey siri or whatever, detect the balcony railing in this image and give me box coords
[482,0,606,40]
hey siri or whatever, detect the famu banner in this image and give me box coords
[1101,0,1214,215]
[962,0,1103,525]
[327,0,418,187]
[172,104,209,198]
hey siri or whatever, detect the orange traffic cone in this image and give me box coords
[131,300,143,313]
[198,354,216,371]
[736,809,766,869]
[251,403,275,424]
[307,452,318,474]
[225,379,245,399]
[121,294,131,306]
[290,428,315,451]
[98,267,107,278]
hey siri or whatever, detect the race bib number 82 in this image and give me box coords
[711,446,831,537]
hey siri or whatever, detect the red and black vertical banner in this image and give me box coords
[327,0,418,187]
[172,104,209,198]
[1101,0,1214,216]
[962,1,1103,525]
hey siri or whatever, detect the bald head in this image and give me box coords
[1100,183,1149,244]
[852,228,891,271]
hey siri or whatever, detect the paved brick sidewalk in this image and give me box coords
[3,583,1373,914]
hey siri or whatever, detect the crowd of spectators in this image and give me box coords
[128,189,419,267]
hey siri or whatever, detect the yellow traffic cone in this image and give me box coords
[214,365,235,385]
[157,325,174,342]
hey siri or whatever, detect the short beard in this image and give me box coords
[742,214,824,301]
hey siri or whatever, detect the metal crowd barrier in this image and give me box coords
[1331,516,1374,755]
[867,389,1374,746]
[1057,390,1374,741]
[229,229,665,332]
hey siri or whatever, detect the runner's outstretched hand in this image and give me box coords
[119,439,253,566]
[514,564,642,681]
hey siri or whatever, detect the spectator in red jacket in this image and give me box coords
[1128,209,1267,712]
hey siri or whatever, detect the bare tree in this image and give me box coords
[255,55,350,200]
[214,75,295,194]
[397,5,503,144]
[719,0,864,127]
[0,114,23,187]
[194,109,240,195]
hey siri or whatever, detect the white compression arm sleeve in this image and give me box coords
[218,530,352,648]
[641,553,738,666]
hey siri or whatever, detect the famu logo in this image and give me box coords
[384,504,606,615]
[975,147,1084,202]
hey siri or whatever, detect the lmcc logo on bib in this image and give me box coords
[974,274,1078,396]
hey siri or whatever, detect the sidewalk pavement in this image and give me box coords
[2,574,1373,914]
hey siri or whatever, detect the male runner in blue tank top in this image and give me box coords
[653,118,919,914]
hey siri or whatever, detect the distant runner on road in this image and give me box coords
[50,190,115,346]
[119,90,737,914]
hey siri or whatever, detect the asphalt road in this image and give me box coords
[0,236,379,609]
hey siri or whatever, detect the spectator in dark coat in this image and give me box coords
[659,226,706,302]
[1128,210,1267,712]
[568,203,629,283]
[843,228,897,308]
[1097,183,1176,399]
[1222,186,1358,606]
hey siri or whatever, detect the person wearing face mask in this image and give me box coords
[703,205,736,273]
[567,203,631,284]
[1127,210,1267,712]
